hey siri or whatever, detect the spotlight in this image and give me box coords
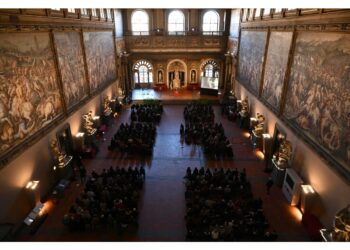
[25,180,40,190]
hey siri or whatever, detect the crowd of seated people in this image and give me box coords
[108,122,156,155]
[180,123,233,159]
[131,103,163,123]
[62,166,145,231]
[183,103,214,124]
[184,167,277,241]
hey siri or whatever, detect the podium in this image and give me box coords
[271,158,286,187]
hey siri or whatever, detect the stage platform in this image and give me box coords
[131,89,221,104]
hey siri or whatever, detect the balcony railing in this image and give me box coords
[124,33,227,53]
[126,30,225,36]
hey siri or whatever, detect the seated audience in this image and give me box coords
[130,103,163,123]
[184,167,275,241]
[181,122,234,159]
[183,102,214,124]
[108,122,156,156]
[62,166,144,231]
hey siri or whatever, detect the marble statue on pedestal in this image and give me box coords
[173,67,180,89]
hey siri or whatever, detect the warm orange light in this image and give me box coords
[42,200,54,216]
[243,132,251,138]
[289,206,303,222]
[255,150,265,160]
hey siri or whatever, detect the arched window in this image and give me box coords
[133,60,153,84]
[255,8,261,18]
[131,10,149,35]
[91,9,97,17]
[201,60,219,78]
[205,64,214,77]
[106,9,111,19]
[139,66,148,83]
[274,8,282,14]
[168,10,185,35]
[100,9,105,19]
[81,9,88,16]
[263,8,271,16]
[203,10,220,35]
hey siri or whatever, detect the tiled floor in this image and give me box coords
[16,104,310,241]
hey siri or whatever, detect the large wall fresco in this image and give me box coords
[54,32,88,110]
[261,31,293,112]
[284,32,350,176]
[237,31,267,95]
[83,31,117,93]
[0,32,63,157]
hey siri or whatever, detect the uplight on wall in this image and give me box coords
[262,133,271,139]
[25,180,39,190]
[301,184,315,194]
[76,132,85,138]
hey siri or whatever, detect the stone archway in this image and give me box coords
[166,59,187,89]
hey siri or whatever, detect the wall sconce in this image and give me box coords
[75,132,85,138]
[25,180,40,190]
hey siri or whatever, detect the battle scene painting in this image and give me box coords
[237,31,267,95]
[0,32,63,158]
[54,32,88,110]
[83,31,117,93]
[261,31,293,112]
[284,32,350,176]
